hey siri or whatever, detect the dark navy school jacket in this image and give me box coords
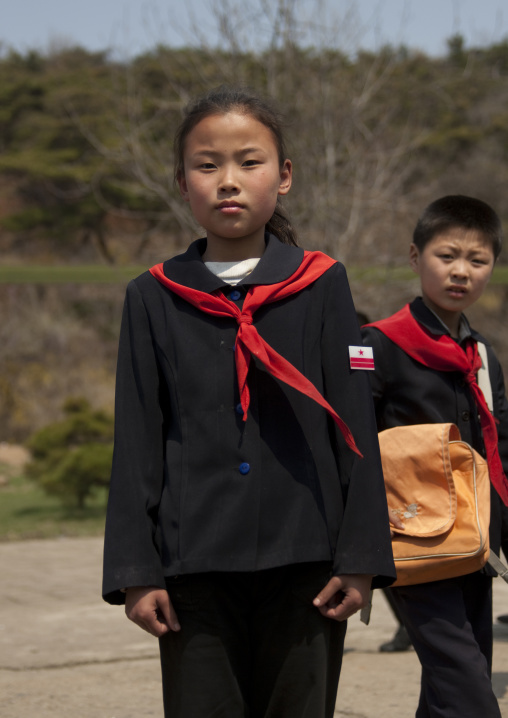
[102,235,395,604]
[361,297,508,563]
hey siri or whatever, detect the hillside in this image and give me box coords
[2,36,508,439]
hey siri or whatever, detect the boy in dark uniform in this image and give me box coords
[362,195,508,717]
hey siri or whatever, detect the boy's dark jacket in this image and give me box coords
[102,235,396,604]
[362,297,508,565]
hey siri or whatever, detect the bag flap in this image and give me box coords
[379,423,459,538]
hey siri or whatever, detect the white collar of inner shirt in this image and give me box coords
[204,257,261,286]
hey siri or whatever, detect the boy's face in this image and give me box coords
[409,228,495,329]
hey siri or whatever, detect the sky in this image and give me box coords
[1,0,507,59]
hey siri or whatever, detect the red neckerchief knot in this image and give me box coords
[464,344,482,386]
[239,312,253,325]
[367,304,508,506]
[150,251,362,458]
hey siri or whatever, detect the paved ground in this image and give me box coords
[1,536,507,717]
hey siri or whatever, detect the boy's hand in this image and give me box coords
[313,574,373,621]
[125,586,181,637]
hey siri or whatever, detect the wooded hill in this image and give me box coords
[3,35,508,265]
[2,34,508,440]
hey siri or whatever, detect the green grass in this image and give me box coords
[1,263,508,284]
[0,265,147,284]
[0,468,107,541]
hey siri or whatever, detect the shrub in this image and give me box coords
[26,397,113,508]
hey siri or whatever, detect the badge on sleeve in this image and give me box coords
[349,346,374,370]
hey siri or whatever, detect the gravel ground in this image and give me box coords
[1,536,507,717]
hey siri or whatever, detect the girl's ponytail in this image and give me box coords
[266,200,298,247]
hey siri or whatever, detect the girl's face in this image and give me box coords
[178,111,292,261]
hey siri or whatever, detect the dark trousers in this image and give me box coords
[159,562,346,718]
[389,572,500,718]
[501,501,508,561]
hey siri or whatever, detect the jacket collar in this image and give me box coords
[410,296,473,344]
[162,234,304,292]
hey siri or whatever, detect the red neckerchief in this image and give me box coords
[367,304,508,505]
[150,250,362,458]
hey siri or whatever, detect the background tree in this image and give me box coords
[2,3,508,266]
[25,397,114,509]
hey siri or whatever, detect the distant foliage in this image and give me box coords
[2,16,508,266]
[4,4,508,444]
[26,397,113,509]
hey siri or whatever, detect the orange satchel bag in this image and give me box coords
[379,423,490,586]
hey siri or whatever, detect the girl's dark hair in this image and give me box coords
[413,195,503,259]
[174,85,298,246]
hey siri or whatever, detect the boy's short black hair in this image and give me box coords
[413,195,503,259]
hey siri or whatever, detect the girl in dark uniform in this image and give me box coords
[103,85,394,718]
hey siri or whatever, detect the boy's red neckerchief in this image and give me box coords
[367,304,508,506]
[150,251,362,458]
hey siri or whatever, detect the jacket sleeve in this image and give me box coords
[359,325,390,407]
[490,347,508,479]
[321,265,395,587]
[102,280,167,604]
[487,344,508,557]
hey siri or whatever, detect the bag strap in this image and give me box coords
[477,341,494,413]
[360,590,373,625]
[487,550,508,583]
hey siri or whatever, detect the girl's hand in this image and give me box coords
[389,509,405,537]
[313,574,373,621]
[125,586,181,637]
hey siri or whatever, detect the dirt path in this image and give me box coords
[1,536,507,717]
